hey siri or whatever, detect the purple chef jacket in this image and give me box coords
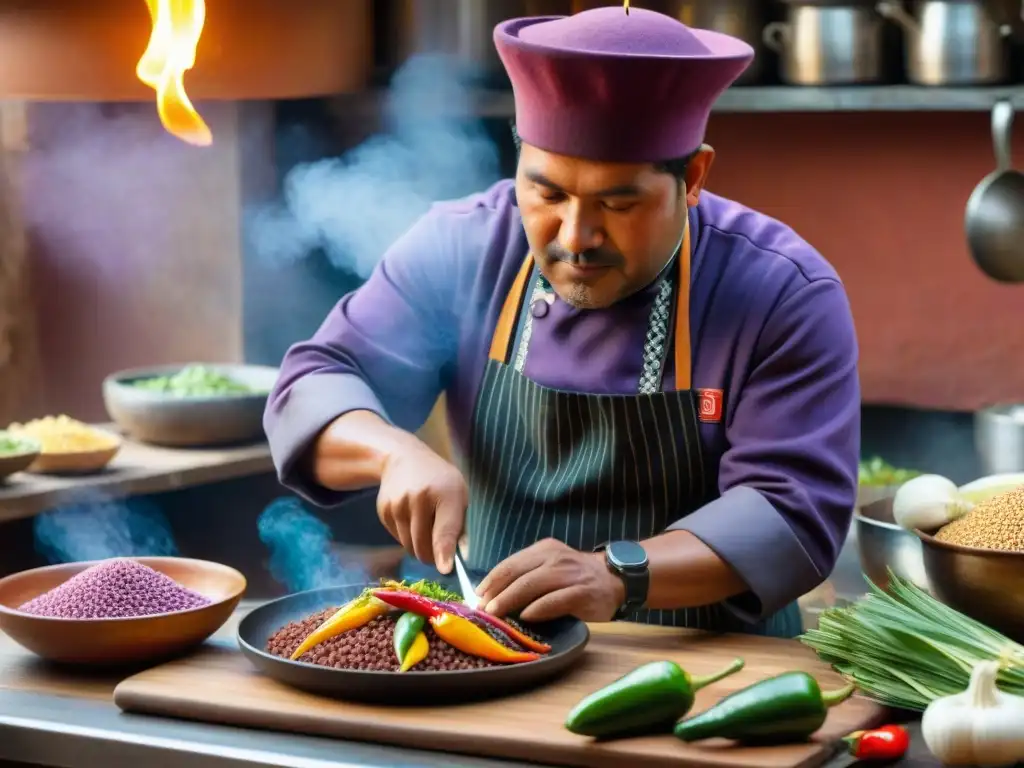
[264,179,861,620]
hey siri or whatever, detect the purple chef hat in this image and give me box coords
[494,6,754,163]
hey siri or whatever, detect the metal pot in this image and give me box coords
[855,497,932,593]
[639,0,770,84]
[763,3,888,85]
[379,0,572,85]
[975,404,1024,475]
[876,0,1013,85]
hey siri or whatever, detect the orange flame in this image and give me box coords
[136,0,212,146]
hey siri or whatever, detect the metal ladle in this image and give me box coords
[965,99,1024,283]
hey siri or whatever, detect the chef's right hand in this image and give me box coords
[377,443,468,575]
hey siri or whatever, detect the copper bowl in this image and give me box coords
[917,531,1024,641]
[24,427,122,475]
[0,557,246,666]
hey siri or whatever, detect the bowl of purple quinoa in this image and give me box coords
[0,556,246,666]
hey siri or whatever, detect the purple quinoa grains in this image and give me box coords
[18,558,212,619]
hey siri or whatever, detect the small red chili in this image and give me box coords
[843,724,910,761]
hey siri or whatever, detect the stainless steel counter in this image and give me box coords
[0,688,519,768]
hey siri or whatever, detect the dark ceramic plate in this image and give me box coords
[237,584,590,705]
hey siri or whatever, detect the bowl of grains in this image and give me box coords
[238,578,590,705]
[0,556,246,665]
[5,415,121,475]
[916,483,1024,641]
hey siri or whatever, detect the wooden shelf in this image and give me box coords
[337,85,1024,117]
[0,425,273,523]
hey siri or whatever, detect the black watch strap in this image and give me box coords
[595,541,650,620]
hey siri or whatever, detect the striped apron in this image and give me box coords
[457,221,803,638]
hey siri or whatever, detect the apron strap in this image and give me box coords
[674,221,692,391]
[488,220,692,391]
[487,253,534,365]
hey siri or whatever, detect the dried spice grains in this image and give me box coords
[18,558,212,619]
[266,609,502,672]
[936,485,1024,551]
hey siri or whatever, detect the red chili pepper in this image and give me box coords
[373,589,552,654]
[843,725,909,761]
[371,589,444,617]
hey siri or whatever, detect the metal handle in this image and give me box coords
[992,99,1015,171]
[761,21,790,53]
[876,1,919,34]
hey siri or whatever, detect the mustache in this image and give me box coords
[545,244,624,267]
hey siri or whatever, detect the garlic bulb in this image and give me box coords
[892,474,972,532]
[921,661,1024,767]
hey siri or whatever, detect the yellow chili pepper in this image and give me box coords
[428,612,541,664]
[399,631,430,672]
[290,595,389,660]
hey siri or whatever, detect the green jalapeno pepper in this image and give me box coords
[565,658,745,739]
[672,671,855,745]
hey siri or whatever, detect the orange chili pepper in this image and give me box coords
[290,595,390,660]
[428,611,541,664]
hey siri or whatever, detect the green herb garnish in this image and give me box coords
[374,578,463,604]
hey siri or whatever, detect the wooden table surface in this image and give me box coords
[0,603,942,768]
[0,425,272,523]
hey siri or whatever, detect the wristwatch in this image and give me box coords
[595,540,650,620]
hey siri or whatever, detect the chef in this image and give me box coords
[264,6,860,639]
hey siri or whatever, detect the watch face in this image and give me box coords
[607,540,648,570]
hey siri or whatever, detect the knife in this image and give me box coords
[453,552,481,610]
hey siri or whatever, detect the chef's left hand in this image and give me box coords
[475,538,625,623]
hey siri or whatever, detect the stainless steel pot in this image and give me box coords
[855,497,932,593]
[648,0,770,84]
[570,2,770,83]
[975,404,1024,475]
[379,0,572,83]
[876,0,1013,84]
[763,3,888,85]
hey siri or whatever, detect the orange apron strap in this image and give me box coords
[488,253,535,364]
[673,221,692,391]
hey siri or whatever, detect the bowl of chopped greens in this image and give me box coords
[857,456,922,507]
[102,364,278,448]
[0,430,42,482]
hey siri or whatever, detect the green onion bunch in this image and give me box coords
[799,570,1024,711]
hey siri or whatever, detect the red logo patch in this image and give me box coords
[697,389,724,423]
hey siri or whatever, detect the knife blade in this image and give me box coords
[453,553,481,610]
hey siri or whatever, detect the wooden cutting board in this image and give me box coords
[113,623,887,768]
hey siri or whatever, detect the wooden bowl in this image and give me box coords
[23,427,122,475]
[0,431,41,482]
[917,530,1024,641]
[102,364,278,447]
[0,557,246,666]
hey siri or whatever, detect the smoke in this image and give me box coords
[248,53,502,278]
[33,491,179,564]
[257,497,367,593]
